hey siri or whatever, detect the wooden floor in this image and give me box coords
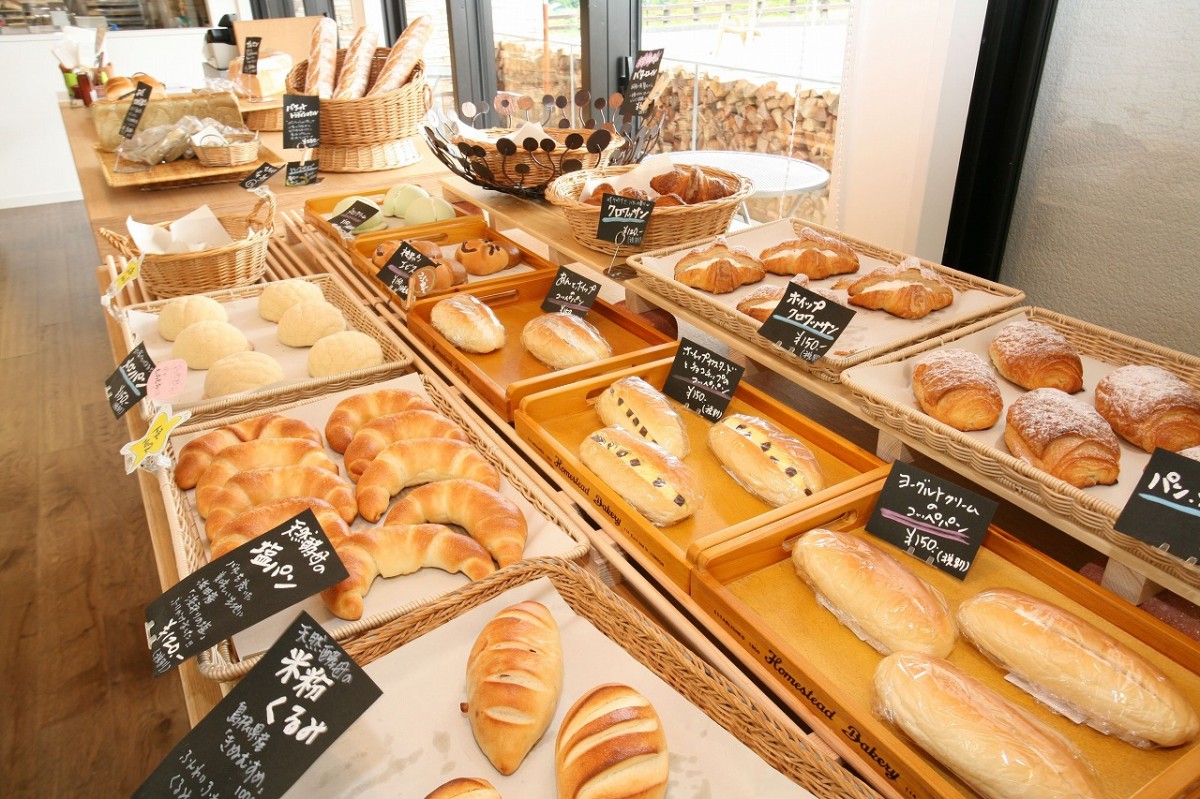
[0,201,189,797]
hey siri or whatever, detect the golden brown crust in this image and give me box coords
[424,777,503,799]
[204,464,357,540]
[1094,365,1200,453]
[431,294,507,354]
[555,683,668,799]
[325,389,439,453]
[912,349,1003,431]
[195,438,339,517]
[175,414,322,489]
[208,497,349,560]
[384,479,527,568]
[521,313,612,370]
[708,414,826,506]
[356,438,500,521]
[457,238,520,276]
[344,409,469,481]
[759,227,860,278]
[847,259,954,319]
[579,426,703,526]
[674,236,765,294]
[594,375,690,458]
[1004,388,1120,487]
[988,320,1084,393]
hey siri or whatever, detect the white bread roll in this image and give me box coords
[424,777,501,799]
[522,313,612,370]
[171,320,251,369]
[258,279,325,322]
[430,294,506,354]
[873,653,1103,799]
[555,683,668,799]
[277,300,346,347]
[958,589,1200,748]
[594,375,690,458]
[308,331,383,377]
[791,529,956,657]
[156,295,227,341]
[204,352,283,398]
[579,426,703,526]
[708,414,826,506]
[466,601,563,776]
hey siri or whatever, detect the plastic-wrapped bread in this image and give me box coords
[555,683,668,799]
[958,589,1200,748]
[522,313,612,370]
[579,427,703,526]
[873,652,1103,799]
[708,414,826,506]
[431,294,506,354]
[790,529,956,657]
[594,375,690,458]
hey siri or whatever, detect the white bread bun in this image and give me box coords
[308,331,384,377]
[423,777,502,799]
[579,426,702,526]
[555,683,668,799]
[791,529,956,657]
[171,320,251,369]
[204,351,284,398]
[958,588,1200,748]
[156,295,227,340]
[258,279,325,322]
[708,414,826,506]
[873,652,1103,799]
[277,300,346,347]
[430,294,506,354]
[594,375,690,458]
[522,313,612,370]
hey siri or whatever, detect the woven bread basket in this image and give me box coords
[451,126,624,189]
[545,163,752,254]
[99,193,275,298]
[242,105,282,132]
[193,137,259,167]
[286,53,429,145]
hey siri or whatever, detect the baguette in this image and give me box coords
[594,375,690,458]
[466,601,563,775]
[708,413,826,506]
[579,426,703,526]
[303,17,338,98]
[331,26,380,100]
[367,15,432,95]
[555,683,668,799]
[958,589,1200,748]
[873,652,1103,799]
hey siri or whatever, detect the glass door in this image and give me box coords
[488,0,584,127]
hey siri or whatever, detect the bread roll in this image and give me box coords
[277,300,346,347]
[847,258,954,319]
[988,320,1084,394]
[522,313,612,370]
[555,683,668,799]
[204,352,283,398]
[343,409,468,481]
[308,331,384,378]
[791,529,956,657]
[384,479,527,568]
[958,589,1200,748]
[156,295,227,341]
[594,375,690,458]
[195,438,338,517]
[579,426,702,526]
[258,279,325,321]
[466,601,563,775]
[456,238,520,276]
[208,497,349,560]
[175,414,322,489]
[431,294,506,354]
[332,26,380,100]
[325,388,438,453]
[911,348,1003,431]
[1004,388,1120,488]
[424,777,502,799]
[759,227,860,279]
[708,414,826,506]
[873,652,1103,799]
[355,438,500,522]
[673,237,765,294]
[172,320,251,369]
[1094,365,1200,453]
[203,464,357,539]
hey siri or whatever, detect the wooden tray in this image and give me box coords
[96,143,285,190]
[119,274,415,425]
[513,357,888,590]
[157,371,592,683]
[625,217,1024,382]
[690,480,1200,799]
[303,184,473,250]
[840,306,1200,601]
[406,271,679,421]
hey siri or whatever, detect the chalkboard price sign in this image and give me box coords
[118,82,154,139]
[133,611,382,799]
[1115,449,1200,562]
[327,199,378,236]
[143,508,349,676]
[596,193,654,247]
[663,338,745,421]
[621,49,665,116]
[375,241,437,302]
[105,341,156,419]
[756,284,856,363]
[867,462,997,580]
[541,266,601,316]
[283,93,321,149]
[241,161,282,190]
[286,160,321,186]
[242,36,262,75]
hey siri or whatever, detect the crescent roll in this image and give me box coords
[708,414,826,506]
[175,414,322,489]
[424,778,502,799]
[356,438,500,522]
[195,439,339,517]
[847,258,954,319]
[911,348,1003,431]
[204,465,357,541]
[343,410,470,482]
[989,320,1084,394]
[209,497,350,560]
[579,426,702,526]
[594,375,690,458]
[325,389,439,453]
[384,479,527,568]
[1005,388,1120,487]
[673,237,765,294]
[758,227,860,278]
[1095,365,1200,453]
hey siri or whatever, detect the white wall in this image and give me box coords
[1000,1,1200,355]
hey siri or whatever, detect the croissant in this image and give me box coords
[195,439,339,517]
[175,414,322,489]
[759,227,860,278]
[847,258,954,319]
[385,479,527,567]
[209,497,350,560]
[205,465,357,541]
[356,439,500,522]
[344,410,470,482]
[555,683,668,799]
[466,601,563,775]
[911,349,1003,431]
[648,165,695,198]
[1095,365,1200,453]
[1005,388,1120,488]
[673,237,765,294]
[320,524,495,620]
[424,777,503,799]
[988,320,1084,394]
[325,389,439,453]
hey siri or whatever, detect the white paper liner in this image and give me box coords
[170,373,580,660]
[290,576,816,797]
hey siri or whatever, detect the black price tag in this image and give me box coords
[1115,449,1200,562]
[240,161,281,190]
[286,160,321,186]
[375,241,437,302]
[663,338,745,421]
[867,462,997,580]
[143,509,349,676]
[596,193,654,247]
[242,36,262,75]
[283,93,321,149]
[541,266,601,316]
[133,610,382,799]
[105,342,156,419]
[621,49,665,116]
[118,82,153,139]
[327,200,378,236]
[756,284,856,363]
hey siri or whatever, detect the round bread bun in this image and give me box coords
[204,351,284,398]
[308,331,384,377]
[171,320,251,369]
[258,279,325,322]
[277,300,346,347]
[156,295,228,341]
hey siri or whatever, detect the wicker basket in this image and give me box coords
[452,126,624,189]
[314,137,422,173]
[286,53,429,145]
[193,137,260,167]
[99,193,275,298]
[545,164,753,255]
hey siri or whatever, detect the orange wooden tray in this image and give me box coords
[514,357,888,590]
[303,184,474,251]
[690,480,1200,799]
